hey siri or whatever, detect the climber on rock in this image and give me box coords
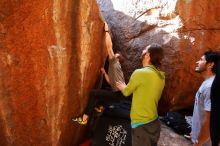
[72,22,130,125]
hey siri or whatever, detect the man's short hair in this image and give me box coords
[146,43,164,68]
[204,50,220,73]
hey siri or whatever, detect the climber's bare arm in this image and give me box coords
[104,22,114,59]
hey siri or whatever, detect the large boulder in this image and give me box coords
[97,0,220,112]
[0,0,105,145]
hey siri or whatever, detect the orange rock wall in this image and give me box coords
[1,0,220,145]
[0,0,105,145]
[164,0,220,111]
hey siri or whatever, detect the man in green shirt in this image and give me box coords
[117,44,165,146]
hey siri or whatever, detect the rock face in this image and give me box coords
[1,0,220,145]
[0,0,105,146]
[97,0,220,112]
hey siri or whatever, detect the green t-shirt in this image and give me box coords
[122,65,165,124]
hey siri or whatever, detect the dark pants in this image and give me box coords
[210,108,220,146]
[132,119,161,146]
[84,89,129,115]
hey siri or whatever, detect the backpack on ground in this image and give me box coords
[160,112,191,135]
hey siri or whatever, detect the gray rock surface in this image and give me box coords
[97,0,220,112]
[159,123,192,146]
